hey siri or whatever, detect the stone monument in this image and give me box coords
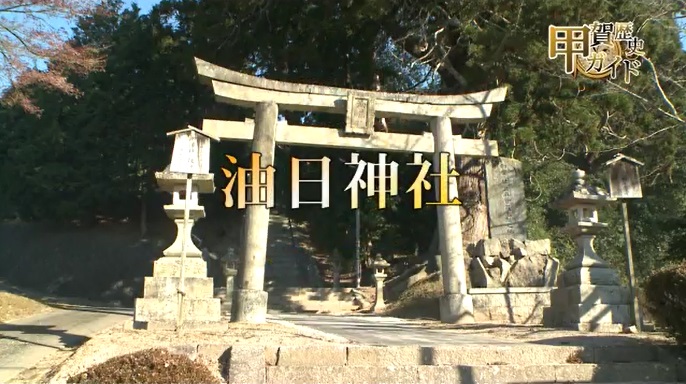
[134,127,222,328]
[543,169,631,332]
[485,157,527,240]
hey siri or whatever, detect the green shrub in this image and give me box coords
[643,261,686,344]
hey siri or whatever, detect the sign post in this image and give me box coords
[604,153,645,331]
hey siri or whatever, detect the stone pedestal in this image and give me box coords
[231,289,268,323]
[545,241,631,332]
[439,293,475,323]
[543,170,629,332]
[134,173,221,327]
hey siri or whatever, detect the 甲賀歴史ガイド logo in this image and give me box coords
[548,21,645,83]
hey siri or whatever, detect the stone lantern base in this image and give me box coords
[544,264,631,332]
[134,196,221,329]
[135,256,221,327]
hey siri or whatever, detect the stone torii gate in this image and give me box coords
[194,58,507,324]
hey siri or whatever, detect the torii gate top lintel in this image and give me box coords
[194,57,506,157]
[195,57,507,124]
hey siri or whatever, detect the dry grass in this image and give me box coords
[66,348,221,384]
[383,272,443,320]
[0,284,53,323]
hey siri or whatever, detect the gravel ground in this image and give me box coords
[47,317,351,384]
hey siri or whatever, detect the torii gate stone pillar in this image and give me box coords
[231,102,277,323]
[432,116,473,322]
[194,57,507,324]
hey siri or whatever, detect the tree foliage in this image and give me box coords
[0,0,107,114]
[1,0,686,281]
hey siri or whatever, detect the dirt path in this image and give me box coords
[0,304,131,383]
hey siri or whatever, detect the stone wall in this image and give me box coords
[198,343,686,384]
[468,238,559,289]
[470,287,551,324]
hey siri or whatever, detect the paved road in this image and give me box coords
[0,305,131,383]
[271,313,522,346]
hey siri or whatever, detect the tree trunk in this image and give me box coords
[420,157,488,270]
[457,156,489,246]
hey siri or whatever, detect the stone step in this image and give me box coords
[265,363,685,383]
[274,344,685,367]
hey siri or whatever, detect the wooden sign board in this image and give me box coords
[168,127,215,174]
[608,161,642,199]
[485,157,527,240]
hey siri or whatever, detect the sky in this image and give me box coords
[127,0,158,15]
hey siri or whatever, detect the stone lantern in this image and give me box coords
[371,254,391,313]
[543,169,631,332]
[134,126,222,329]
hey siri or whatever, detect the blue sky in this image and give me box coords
[127,0,158,14]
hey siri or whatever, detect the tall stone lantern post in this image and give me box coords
[134,126,222,330]
[544,169,631,332]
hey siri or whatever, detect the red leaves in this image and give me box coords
[0,0,106,115]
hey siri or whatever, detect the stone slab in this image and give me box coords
[264,363,679,384]
[473,305,546,324]
[574,362,678,383]
[564,303,631,324]
[134,296,221,323]
[163,205,207,220]
[471,291,550,308]
[346,346,425,366]
[485,158,527,240]
[564,284,631,306]
[265,366,419,384]
[277,345,347,366]
[469,287,552,294]
[544,256,560,287]
[563,266,621,286]
[197,344,231,364]
[228,346,265,384]
[143,276,214,298]
[565,322,625,332]
[428,345,587,366]
[153,257,209,278]
[124,319,225,331]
